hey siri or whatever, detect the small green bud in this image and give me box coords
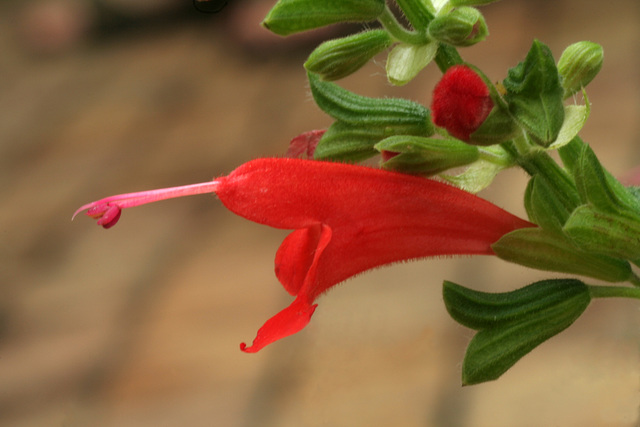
[263,0,385,36]
[557,41,603,99]
[428,7,489,47]
[492,228,633,283]
[305,30,392,81]
[375,135,479,175]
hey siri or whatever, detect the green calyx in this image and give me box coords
[375,135,479,175]
[305,30,393,81]
[428,7,489,47]
[263,0,385,36]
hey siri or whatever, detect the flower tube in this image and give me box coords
[75,158,533,352]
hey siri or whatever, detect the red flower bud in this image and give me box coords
[431,65,494,141]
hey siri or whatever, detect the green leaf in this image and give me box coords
[375,135,479,175]
[492,228,633,283]
[386,42,438,86]
[503,40,565,146]
[304,30,393,81]
[308,72,434,136]
[452,279,590,385]
[263,0,385,36]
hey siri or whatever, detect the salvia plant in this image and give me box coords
[74,0,639,387]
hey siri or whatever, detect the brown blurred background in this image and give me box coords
[1,1,639,426]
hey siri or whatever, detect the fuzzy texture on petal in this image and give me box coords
[213,158,533,352]
[431,65,494,141]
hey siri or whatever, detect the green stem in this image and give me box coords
[394,0,435,31]
[588,284,640,300]
[434,43,463,72]
[378,4,430,45]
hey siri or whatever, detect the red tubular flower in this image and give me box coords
[74,158,533,352]
[431,65,494,141]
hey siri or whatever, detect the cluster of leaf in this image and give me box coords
[261,0,640,385]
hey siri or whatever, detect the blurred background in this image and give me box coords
[1,1,639,426]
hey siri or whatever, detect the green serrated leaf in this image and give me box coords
[503,40,565,146]
[546,96,590,150]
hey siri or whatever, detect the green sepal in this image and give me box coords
[572,143,640,214]
[313,121,381,162]
[386,42,438,86]
[564,206,640,263]
[503,40,565,146]
[263,0,385,36]
[427,7,488,47]
[443,279,591,385]
[375,135,479,175]
[558,41,604,99]
[308,72,435,136]
[492,228,633,283]
[524,175,573,231]
[304,30,393,81]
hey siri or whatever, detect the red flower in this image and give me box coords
[431,65,494,141]
[74,158,532,352]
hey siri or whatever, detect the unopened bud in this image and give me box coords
[428,7,488,47]
[557,41,604,99]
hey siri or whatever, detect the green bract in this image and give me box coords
[305,30,393,81]
[558,41,604,99]
[503,40,565,146]
[263,0,385,36]
[444,279,591,385]
[428,7,489,47]
[375,135,479,175]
